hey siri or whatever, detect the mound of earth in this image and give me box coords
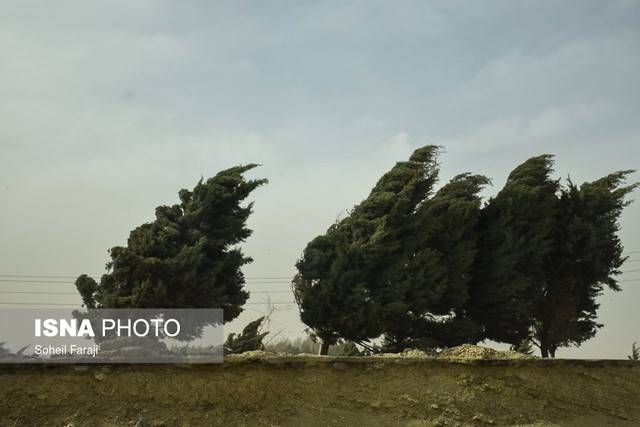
[437,344,534,360]
[1,351,638,426]
[366,344,531,361]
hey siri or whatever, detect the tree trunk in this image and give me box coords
[540,343,549,358]
[549,347,556,358]
[319,341,330,355]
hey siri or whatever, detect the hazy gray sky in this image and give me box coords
[1,1,639,358]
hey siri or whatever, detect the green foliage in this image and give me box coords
[331,340,364,356]
[293,146,443,350]
[469,156,637,357]
[224,317,269,354]
[266,336,320,354]
[533,171,638,357]
[468,155,559,346]
[629,343,640,361]
[293,146,490,352]
[510,339,534,356]
[75,165,267,327]
[383,172,490,350]
[294,149,636,358]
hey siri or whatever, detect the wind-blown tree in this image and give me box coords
[0,342,30,360]
[224,317,268,354]
[295,148,635,357]
[381,173,490,351]
[293,146,442,354]
[629,343,640,361]
[531,170,637,357]
[75,165,267,328]
[468,155,559,347]
[469,156,636,357]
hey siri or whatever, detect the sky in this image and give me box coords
[1,0,639,358]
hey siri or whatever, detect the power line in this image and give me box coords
[247,281,291,284]
[0,278,291,285]
[4,255,640,280]
[0,263,638,290]
[0,274,90,279]
[0,302,79,306]
[0,291,77,295]
[0,274,293,280]
[1,278,638,289]
[0,280,292,287]
[2,269,638,282]
[246,302,295,305]
[0,301,296,306]
[244,307,294,333]
[5,262,640,280]
[0,290,291,296]
[0,279,72,284]
[251,290,292,294]
[0,278,290,284]
[0,274,84,279]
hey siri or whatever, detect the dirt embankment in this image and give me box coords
[1,348,639,426]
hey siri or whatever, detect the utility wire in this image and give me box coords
[0,301,296,306]
[0,291,77,295]
[0,290,292,296]
[0,278,291,284]
[0,274,293,280]
[0,279,73,284]
[3,273,640,285]
[3,263,640,282]
[0,252,638,280]
[0,280,293,286]
[0,274,99,280]
[0,302,79,306]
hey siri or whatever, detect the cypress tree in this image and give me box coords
[382,173,489,350]
[532,170,637,357]
[75,165,267,327]
[470,156,636,357]
[293,146,441,354]
[468,155,559,346]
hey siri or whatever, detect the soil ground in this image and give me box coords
[1,348,640,426]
